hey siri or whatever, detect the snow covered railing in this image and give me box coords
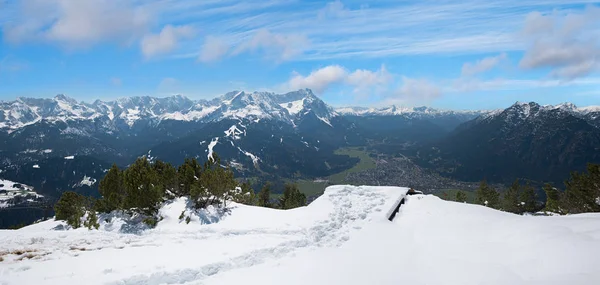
[386,196,405,221]
[386,188,422,221]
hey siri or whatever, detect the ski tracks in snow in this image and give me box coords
[111,186,390,285]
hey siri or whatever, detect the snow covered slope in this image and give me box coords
[1,186,600,285]
[207,195,600,285]
[0,185,408,285]
[0,179,43,208]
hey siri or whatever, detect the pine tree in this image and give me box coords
[487,185,500,209]
[153,160,177,195]
[54,191,86,228]
[97,164,124,213]
[232,181,255,205]
[279,183,306,209]
[177,158,201,196]
[257,182,272,207]
[562,164,600,213]
[520,183,538,213]
[502,179,522,214]
[475,179,500,209]
[200,154,237,208]
[455,191,467,203]
[543,183,561,213]
[123,157,164,215]
[475,180,488,206]
[84,211,100,230]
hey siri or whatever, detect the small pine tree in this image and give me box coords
[177,158,202,196]
[190,180,210,208]
[475,180,489,206]
[153,160,178,196]
[97,164,124,213]
[502,179,522,214]
[84,211,100,230]
[54,191,86,228]
[562,164,600,213]
[520,183,538,213]
[279,183,306,209]
[200,154,237,208]
[123,157,164,215]
[257,182,272,208]
[231,181,255,205]
[487,186,501,209]
[475,180,500,209]
[455,191,467,203]
[543,183,561,213]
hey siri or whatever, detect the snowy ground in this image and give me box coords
[0,179,42,208]
[1,186,600,285]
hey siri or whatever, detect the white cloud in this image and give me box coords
[346,65,392,95]
[318,1,349,19]
[522,11,554,35]
[158,77,179,93]
[378,77,441,106]
[198,36,229,63]
[450,76,600,93]
[141,25,195,58]
[110,77,122,86]
[160,1,600,61]
[288,65,347,93]
[461,53,507,76]
[3,0,150,47]
[396,77,441,100]
[285,64,392,94]
[519,6,600,79]
[234,29,310,62]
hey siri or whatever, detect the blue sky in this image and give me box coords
[0,0,599,110]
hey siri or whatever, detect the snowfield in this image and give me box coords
[1,186,600,285]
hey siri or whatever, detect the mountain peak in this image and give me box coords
[54,94,78,104]
[511,101,539,108]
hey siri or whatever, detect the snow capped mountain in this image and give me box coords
[480,101,600,128]
[419,100,600,184]
[0,89,338,131]
[336,105,488,120]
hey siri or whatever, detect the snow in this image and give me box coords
[160,106,218,121]
[316,115,333,127]
[75,176,97,187]
[206,195,600,285]
[0,179,31,192]
[122,107,141,127]
[1,187,600,285]
[279,99,305,115]
[64,156,75,160]
[207,137,219,161]
[0,179,42,207]
[0,186,407,284]
[579,105,600,113]
[1,91,337,131]
[224,125,245,140]
[236,147,261,166]
[336,106,488,117]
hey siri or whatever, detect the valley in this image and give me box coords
[1,90,599,228]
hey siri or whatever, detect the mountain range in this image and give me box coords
[1,89,599,207]
[416,101,600,184]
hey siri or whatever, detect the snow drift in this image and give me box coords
[1,185,599,285]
